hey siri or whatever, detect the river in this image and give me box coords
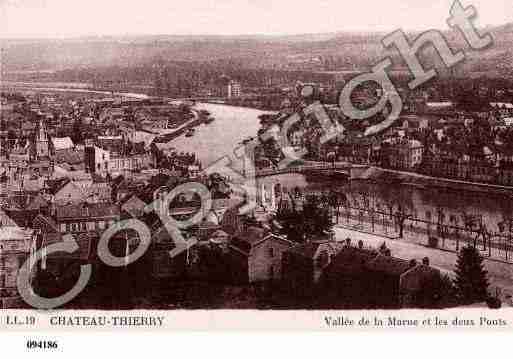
[171,103,271,167]
[168,103,513,232]
[7,83,513,233]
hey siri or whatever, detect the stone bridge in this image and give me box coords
[249,162,369,212]
[251,162,355,178]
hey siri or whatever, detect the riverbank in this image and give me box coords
[1,82,151,99]
[352,166,513,196]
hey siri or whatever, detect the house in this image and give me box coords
[228,226,294,284]
[119,125,157,150]
[210,76,242,98]
[366,254,415,308]
[504,117,513,127]
[32,214,60,234]
[0,226,33,308]
[51,137,74,153]
[112,176,148,201]
[53,149,85,170]
[399,115,433,134]
[490,103,513,117]
[383,139,424,170]
[282,240,345,298]
[399,258,442,308]
[196,211,223,241]
[0,209,19,228]
[120,194,148,218]
[320,245,379,306]
[26,194,50,214]
[84,138,151,177]
[54,202,120,234]
[47,178,88,205]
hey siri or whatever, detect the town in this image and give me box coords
[1,68,511,311]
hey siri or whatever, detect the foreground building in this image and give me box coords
[0,227,33,308]
[229,226,294,284]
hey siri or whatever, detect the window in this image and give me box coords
[60,224,66,233]
[17,256,24,269]
[269,247,274,258]
[87,222,95,231]
[71,223,77,232]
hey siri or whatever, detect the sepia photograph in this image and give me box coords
[0,1,513,342]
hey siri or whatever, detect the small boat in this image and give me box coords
[185,128,195,137]
[204,117,215,124]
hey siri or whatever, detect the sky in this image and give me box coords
[0,0,511,38]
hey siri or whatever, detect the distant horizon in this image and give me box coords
[0,21,509,42]
[1,0,511,39]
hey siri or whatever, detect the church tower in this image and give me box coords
[34,117,50,159]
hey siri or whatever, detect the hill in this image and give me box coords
[1,23,512,79]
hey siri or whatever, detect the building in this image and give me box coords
[0,227,33,308]
[228,80,242,98]
[228,226,294,284]
[51,137,74,154]
[282,240,345,298]
[32,118,50,160]
[47,178,88,205]
[322,246,444,308]
[365,254,415,307]
[382,139,424,170]
[54,202,120,234]
[85,138,151,177]
[211,76,242,98]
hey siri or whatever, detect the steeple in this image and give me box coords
[34,116,50,159]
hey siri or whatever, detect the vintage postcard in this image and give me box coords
[1,0,513,348]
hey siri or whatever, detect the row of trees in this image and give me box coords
[272,188,495,307]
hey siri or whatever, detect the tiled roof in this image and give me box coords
[288,241,345,259]
[54,149,84,165]
[230,226,272,255]
[367,254,412,276]
[33,214,59,234]
[51,137,74,151]
[46,178,71,195]
[330,247,379,271]
[55,202,120,219]
[26,194,49,210]
[0,226,33,242]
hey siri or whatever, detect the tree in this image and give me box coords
[276,194,333,243]
[454,245,490,304]
[395,205,412,239]
[327,190,338,224]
